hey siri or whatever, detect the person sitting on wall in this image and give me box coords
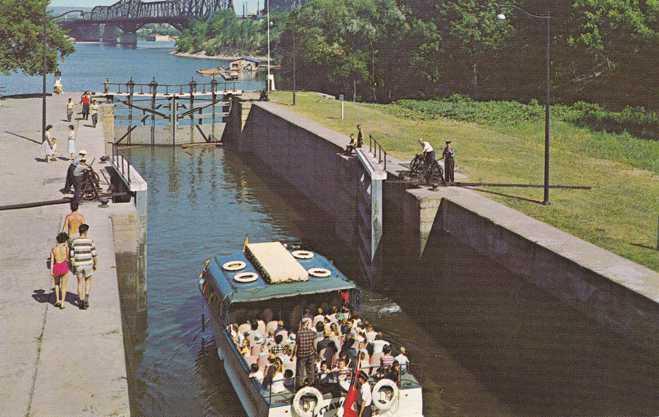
[344,134,357,155]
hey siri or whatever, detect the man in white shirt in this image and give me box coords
[394,346,410,372]
[418,138,435,167]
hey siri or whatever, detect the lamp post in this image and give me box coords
[42,9,84,144]
[266,0,271,93]
[497,5,551,205]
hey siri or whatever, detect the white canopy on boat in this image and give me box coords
[245,242,309,284]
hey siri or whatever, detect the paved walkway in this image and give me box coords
[0,94,131,416]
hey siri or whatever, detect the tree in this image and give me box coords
[0,0,74,75]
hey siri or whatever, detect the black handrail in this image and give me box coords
[368,135,388,172]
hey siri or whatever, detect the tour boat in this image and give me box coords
[197,241,424,417]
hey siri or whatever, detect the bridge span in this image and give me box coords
[59,0,233,45]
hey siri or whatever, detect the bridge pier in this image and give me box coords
[102,25,120,44]
[118,31,138,47]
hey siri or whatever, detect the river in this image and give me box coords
[7,41,659,416]
[0,41,264,95]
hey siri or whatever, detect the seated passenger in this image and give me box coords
[283,369,295,391]
[380,344,394,369]
[248,320,266,346]
[270,334,287,355]
[365,323,377,344]
[249,363,264,385]
[318,361,338,385]
[394,346,410,372]
[239,338,251,356]
[385,360,401,386]
[313,308,325,327]
[238,320,251,336]
[270,361,287,393]
[266,319,279,336]
[335,358,351,387]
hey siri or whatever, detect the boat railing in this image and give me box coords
[261,363,420,406]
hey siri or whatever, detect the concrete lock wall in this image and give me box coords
[238,103,362,246]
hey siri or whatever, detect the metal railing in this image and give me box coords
[103,78,241,96]
[367,135,388,172]
[111,142,132,185]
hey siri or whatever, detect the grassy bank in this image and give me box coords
[270,91,659,271]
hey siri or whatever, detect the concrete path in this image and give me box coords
[0,94,131,416]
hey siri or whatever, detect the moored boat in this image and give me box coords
[197,241,424,417]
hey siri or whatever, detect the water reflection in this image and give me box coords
[119,146,659,417]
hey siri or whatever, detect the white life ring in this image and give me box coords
[372,378,399,412]
[222,260,246,271]
[292,250,314,259]
[292,386,323,417]
[234,272,258,283]
[308,268,331,278]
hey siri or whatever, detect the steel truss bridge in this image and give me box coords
[60,0,233,32]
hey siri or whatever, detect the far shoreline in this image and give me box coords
[172,51,267,62]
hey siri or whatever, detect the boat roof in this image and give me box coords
[207,245,356,304]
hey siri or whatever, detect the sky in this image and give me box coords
[51,0,257,13]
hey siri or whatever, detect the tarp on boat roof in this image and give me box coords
[246,242,309,283]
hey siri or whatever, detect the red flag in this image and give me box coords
[342,363,360,417]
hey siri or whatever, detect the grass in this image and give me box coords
[269,91,659,272]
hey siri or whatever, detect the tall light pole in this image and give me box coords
[42,9,84,144]
[266,0,271,93]
[497,5,552,205]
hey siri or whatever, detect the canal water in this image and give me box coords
[8,41,659,416]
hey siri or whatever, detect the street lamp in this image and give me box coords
[42,9,85,144]
[497,5,552,205]
[266,0,271,93]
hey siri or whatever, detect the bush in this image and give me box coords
[391,97,658,140]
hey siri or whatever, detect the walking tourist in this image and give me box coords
[418,138,435,167]
[442,140,455,184]
[81,92,90,120]
[42,125,56,162]
[67,125,76,160]
[62,201,86,239]
[50,232,71,309]
[70,223,98,310]
[66,98,74,122]
[294,318,316,388]
[90,100,99,128]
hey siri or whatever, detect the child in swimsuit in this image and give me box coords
[50,232,70,309]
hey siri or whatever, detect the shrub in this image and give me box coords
[391,97,658,140]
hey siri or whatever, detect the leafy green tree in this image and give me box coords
[437,0,510,98]
[0,0,74,75]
